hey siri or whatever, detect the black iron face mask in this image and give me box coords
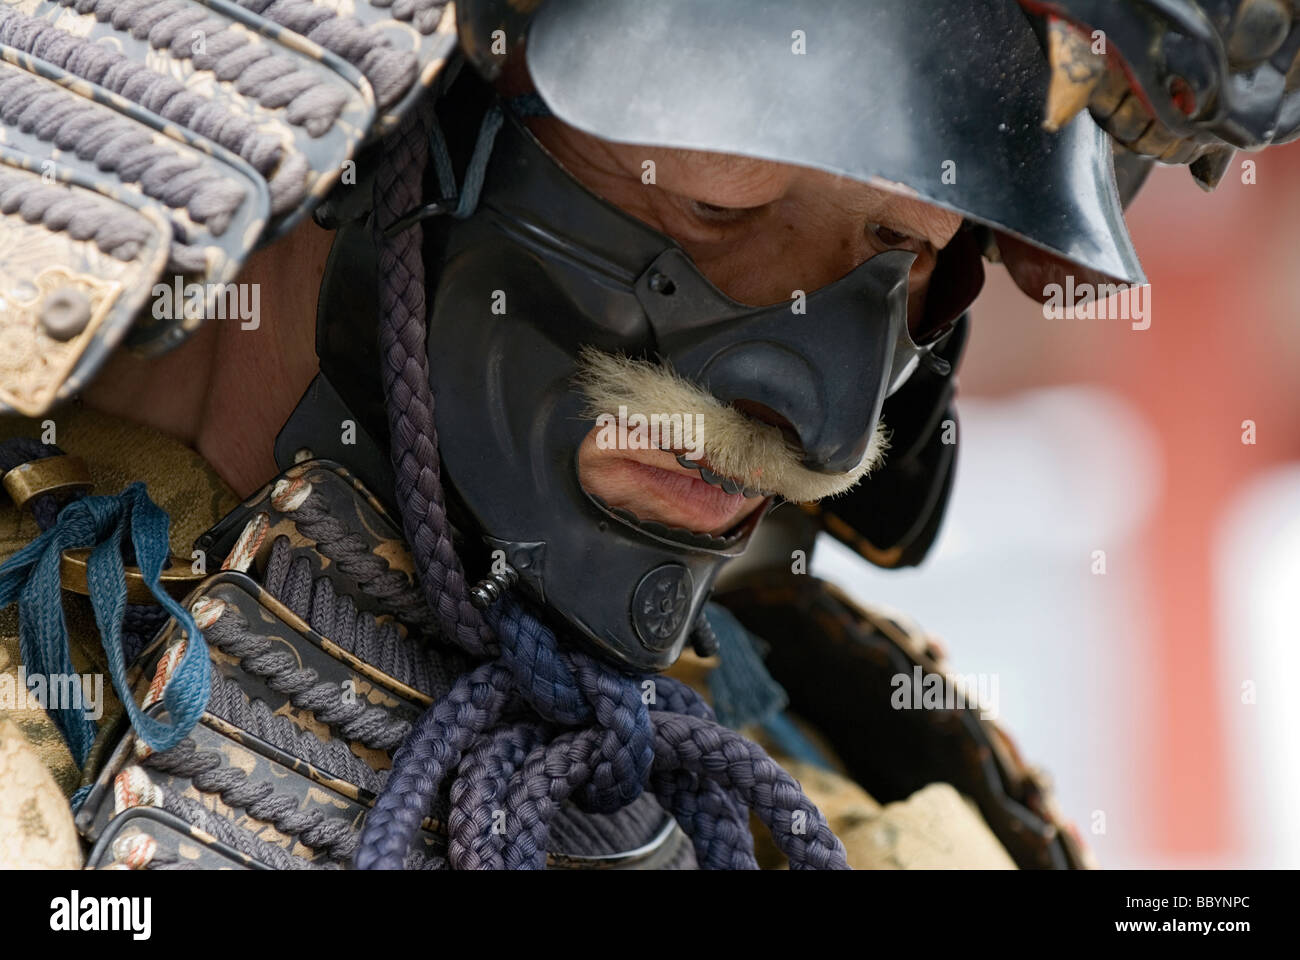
[414,107,973,673]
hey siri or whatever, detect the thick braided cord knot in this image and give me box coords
[354,660,513,869]
[446,720,546,870]
[358,590,846,870]
[488,597,653,815]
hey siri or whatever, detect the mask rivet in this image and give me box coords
[471,563,519,609]
[648,271,676,296]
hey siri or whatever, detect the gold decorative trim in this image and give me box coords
[1,454,92,508]
[60,548,203,604]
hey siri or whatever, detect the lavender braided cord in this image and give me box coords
[447,720,546,869]
[362,592,766,870]
[650,768,757,870]
[489,599,654,815]
[495,728,603,869]
[474,660,756,870]
[353,660,513,869]
[652,712,849,870]
[373,95,496,658]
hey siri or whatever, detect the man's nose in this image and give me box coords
[695,339,890,475]
[646,248,914,476]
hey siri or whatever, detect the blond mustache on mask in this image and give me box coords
[574,347,889,503]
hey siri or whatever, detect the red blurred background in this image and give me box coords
[962,143,1300,863]
[819,140,1300,867]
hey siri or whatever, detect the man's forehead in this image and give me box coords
[623,140,794,200]
[613,138,924,206]
[609,138,922,212]
[541,119,965,247]
[644,143,965,245]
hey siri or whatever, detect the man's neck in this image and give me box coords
[83,222,332,497]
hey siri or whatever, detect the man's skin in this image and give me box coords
[545,121,963,535]
[83,224,331,498]
[81,116,961,537]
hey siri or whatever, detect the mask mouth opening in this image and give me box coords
[585,487,766,552]
[671,449,780,500]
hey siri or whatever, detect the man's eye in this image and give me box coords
[868,222,921,249]
[687,199,761,223]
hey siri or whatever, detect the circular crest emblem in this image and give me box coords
[631,564,694,651]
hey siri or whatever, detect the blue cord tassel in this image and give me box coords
[0,483,209,766]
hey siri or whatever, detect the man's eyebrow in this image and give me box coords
[887,200,965,250]
[662,147,766,172]
[837,187,965,250]
[652,147,790,204]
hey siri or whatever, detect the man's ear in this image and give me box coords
[993,148,1150,305]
